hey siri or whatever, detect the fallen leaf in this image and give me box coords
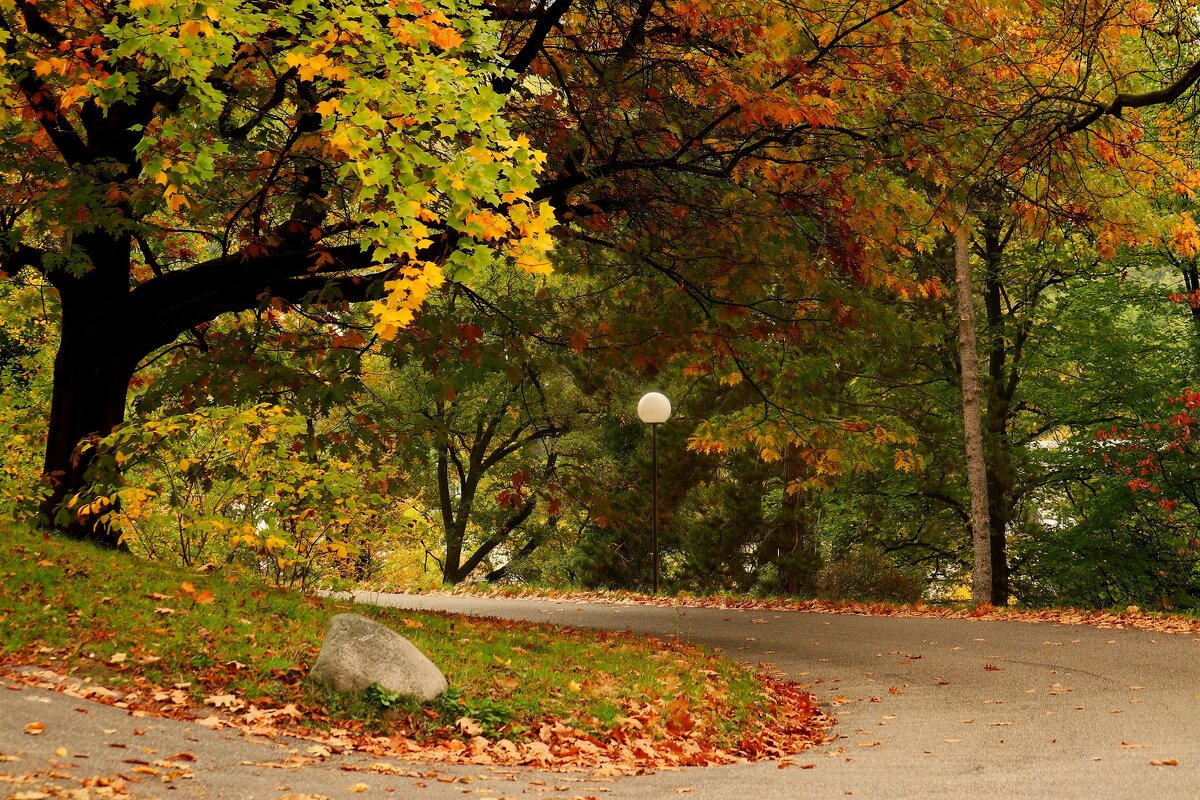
[109,652,127,664]
[1120,743,1150,750]
[456,717,483,736]
[204,693,243,709]
[1151,759,1179,767]
[24,721,45,735]
[349,783,370,793]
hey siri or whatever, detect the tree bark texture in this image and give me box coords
[954,224,994,606]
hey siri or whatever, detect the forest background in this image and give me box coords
[5,0,1200,612]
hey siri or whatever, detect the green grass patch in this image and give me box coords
[0,522,782,752]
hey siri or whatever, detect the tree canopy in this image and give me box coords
[5,0,1200,606]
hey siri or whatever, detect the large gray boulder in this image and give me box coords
[309,613,448,702]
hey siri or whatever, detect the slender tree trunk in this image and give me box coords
[954,223,993,605]
[774,446,818,594]
[980,218,1012,605]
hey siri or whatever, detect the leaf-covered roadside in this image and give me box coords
[0,523,828,770]
[425,585,1200,637]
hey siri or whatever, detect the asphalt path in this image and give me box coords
[4,593,1200,799]
[357,593,1200,799]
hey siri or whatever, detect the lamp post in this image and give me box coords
[637,392,671,594]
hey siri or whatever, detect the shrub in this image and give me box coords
[818,545,924,603]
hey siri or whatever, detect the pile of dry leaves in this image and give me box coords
[3,655,830,776]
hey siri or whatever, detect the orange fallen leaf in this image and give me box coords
[24,722,45,735]
[1151,759,1178,766]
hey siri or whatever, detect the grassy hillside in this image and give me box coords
[0,523,826,768]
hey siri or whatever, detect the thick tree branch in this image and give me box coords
[0,243,46,278]
[1062,59,1200,135]
[14,0,65,45]
[492,0,573,94]
[457,493,538,578]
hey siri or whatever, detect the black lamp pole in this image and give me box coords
[651,421,660,595]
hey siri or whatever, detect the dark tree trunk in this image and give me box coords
[980,213,1013,606]
[1184,260,1200,324]
[772,446,819,595]
[41,233,140,547]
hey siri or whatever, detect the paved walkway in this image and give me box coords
[4,594,1199,798]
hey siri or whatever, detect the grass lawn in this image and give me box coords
[0,523,827,769]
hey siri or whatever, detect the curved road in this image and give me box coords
[3,594,1198,799]
[364,593,1200,799]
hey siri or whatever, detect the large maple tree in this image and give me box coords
[0,0,554,539]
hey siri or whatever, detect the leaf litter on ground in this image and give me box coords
[0,524,830,774]
[420,585,1200,637]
